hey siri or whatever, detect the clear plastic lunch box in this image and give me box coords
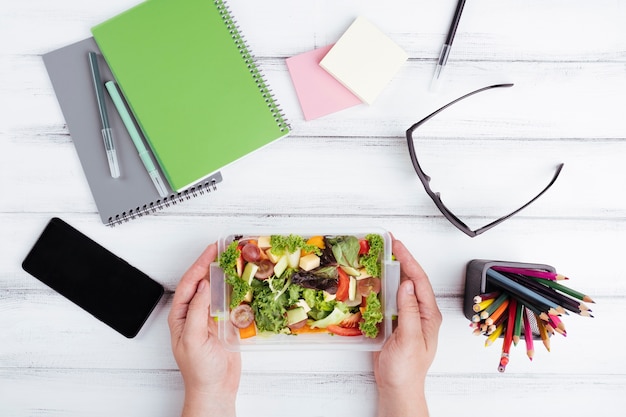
[209,229,400,351]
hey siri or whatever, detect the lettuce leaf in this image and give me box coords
[361,234,384,278]
[251,280,288,333]
[302,288,336,320]
[360,292,383,338]
[327,236,360,269]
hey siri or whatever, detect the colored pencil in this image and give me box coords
[512,300,524,346]
[497,354,509,373]
[485,322,504,347]
[492,265,569,280]
[504,272,589,315]
[485,298,510,326]
[528,277,595,303]
[469,266,596,371]
[498,299,517,372]
[548,314,567,336]
[473,291,501,304]
[534,312,551,352]
[480,292,509,320]
[473,297,496,312]
[490,285,553,321]
[522,307,534,361]
[487,312,507,335]
[486,269,566,316]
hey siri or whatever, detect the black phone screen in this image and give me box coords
[21,217,164,338]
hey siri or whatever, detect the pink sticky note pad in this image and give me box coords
[286,44,363,120]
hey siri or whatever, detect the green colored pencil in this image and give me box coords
[530,277,595,303]
[512,300,524,346]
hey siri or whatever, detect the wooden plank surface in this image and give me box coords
[1,0,625,416]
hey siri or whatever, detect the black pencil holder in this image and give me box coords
[463,259,556,321]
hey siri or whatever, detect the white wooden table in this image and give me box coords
[2,0,625,415]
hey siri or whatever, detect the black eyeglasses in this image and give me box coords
[406,83,564,237]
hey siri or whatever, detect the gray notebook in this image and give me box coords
[43,37,222,225]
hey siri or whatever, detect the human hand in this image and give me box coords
[373,238,442,417]
[168,243,241,417]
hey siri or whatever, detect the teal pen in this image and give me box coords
[104,81,169,198]
[88,52,120,178]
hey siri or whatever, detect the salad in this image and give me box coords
[218,233,385,340]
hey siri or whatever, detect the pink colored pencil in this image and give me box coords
[492,265,568,281]
[548,314,567,336]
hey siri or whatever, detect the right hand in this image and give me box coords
[373,238,442,417]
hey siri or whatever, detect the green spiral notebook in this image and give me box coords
[91,0,290,192]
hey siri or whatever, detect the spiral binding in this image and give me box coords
[107,177,219,226]
[215,0,290,133]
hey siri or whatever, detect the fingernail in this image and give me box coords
[197,279,207,293]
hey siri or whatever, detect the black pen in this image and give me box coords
[431,0,466,90]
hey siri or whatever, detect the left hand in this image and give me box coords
[168,242,241,417]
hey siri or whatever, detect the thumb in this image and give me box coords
[396,279,423,342]
[182,279,211,343]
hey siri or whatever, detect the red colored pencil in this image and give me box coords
[473,291,501,304]
[498,299,517,372]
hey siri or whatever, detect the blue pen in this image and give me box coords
[104,81,169,197]
[88,52,121,178]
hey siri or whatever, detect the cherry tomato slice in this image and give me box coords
[327,324,363,336]
[230,304,255,329]
[357,277,381,297]
[358,239,370,255]
[236,253,244,277]
[335,267,350,302]
[339,311,362,328]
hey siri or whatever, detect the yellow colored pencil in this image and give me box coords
[485,322,505,347]
[534,312,551,352]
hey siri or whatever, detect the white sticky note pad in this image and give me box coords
[320,16,408,104]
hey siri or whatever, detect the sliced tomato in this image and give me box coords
[236,252,244,277]
[327,324,363,336]
[335,267,350,302]
[339,311,362,328]
[358,239,370,255]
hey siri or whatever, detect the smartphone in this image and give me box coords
[21,217,164,338]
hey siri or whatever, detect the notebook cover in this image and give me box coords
[286,44,362,121]
[91,0,290,192]
[42,37,223,225]
[320,16,408,105]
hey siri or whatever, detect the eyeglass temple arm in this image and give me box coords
[406,83,515,134]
